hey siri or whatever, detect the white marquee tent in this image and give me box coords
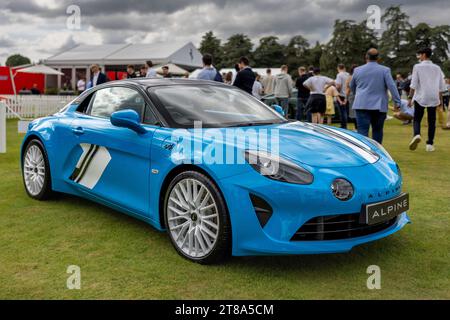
[43,42,203,89]
[152,63,188,76]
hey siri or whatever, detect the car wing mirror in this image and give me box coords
[272,104,285,116]
[110,109,147,134]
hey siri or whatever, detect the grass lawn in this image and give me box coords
[0,117,449,299]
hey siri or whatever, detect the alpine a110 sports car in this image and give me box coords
[21,78,410,264]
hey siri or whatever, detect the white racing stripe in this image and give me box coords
[70,144,111,190]
[75,143,92,167]
[315,125,379,163]
[293,122,379,164]
[323,126,372,150]
[77,146,111,189]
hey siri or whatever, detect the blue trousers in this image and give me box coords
[355,110,387,144]
[338,100,348,129]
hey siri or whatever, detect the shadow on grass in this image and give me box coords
[48,192,409,274]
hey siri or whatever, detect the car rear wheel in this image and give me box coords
[164,171,231,264]
[22,139,53,200]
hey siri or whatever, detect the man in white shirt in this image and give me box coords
[303,67,335,124]
[145,60,158,78]
[335,64,350,128]
[408,48,446,152]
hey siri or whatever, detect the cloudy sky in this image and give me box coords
[0,0,449,65]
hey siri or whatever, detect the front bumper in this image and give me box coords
[218,161,410,256]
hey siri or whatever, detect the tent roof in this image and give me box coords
[152,63,188,76]
[16,64,64,75]
[44,42,203,68]
[107,43,187,61]
[46,44,127,62]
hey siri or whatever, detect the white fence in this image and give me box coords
[1,95,77,119]
[0,102,5,153]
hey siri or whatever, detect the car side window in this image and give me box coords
[89,87,145,119]
[75,92,95,113]
[143,104,159,125]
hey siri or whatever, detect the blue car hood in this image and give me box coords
[213,121,380,168]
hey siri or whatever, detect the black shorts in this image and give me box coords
[308,94,326,114]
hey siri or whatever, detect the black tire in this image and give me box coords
[22,139,54,200]
[164,171,231,264]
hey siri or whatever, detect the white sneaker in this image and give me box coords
[409,135,421,150]
[426,144,435,152]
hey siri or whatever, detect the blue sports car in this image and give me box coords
[21,79,410,264]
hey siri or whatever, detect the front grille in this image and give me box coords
[290,213,397,241]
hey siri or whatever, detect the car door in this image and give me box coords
[69,85,157,218]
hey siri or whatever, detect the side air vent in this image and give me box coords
[250,194,273,228]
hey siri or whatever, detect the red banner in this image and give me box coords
[0,66,45,94]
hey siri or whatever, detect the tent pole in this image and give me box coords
[9,67,17,97]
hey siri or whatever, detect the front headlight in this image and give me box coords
[244,150,313,184]
[368,138,393,161]
[331,178,354,201]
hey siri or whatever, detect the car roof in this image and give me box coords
[73,78,230,106]
[105,78,227,88]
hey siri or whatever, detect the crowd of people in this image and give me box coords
[77,61,176,93]
[194,47,449,151]
[81,47,449,151]
[125,61,173,79]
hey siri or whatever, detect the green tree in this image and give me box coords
[306,41,323,69]
[221,34,253,67]
[379,5,412,75]
[5,54,31,67]
[321,20,377,75]
[442,60,450,77]
[407,23,450,65]
[285,35,310,75]
[199,31,223,68]
[253,36,286,67]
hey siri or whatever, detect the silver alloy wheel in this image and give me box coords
[23,145,46,196]
[167,178,219,258]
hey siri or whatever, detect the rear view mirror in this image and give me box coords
[110,109,146,134]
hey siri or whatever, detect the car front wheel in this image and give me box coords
[164,171,231,264]
[22,139,53,200]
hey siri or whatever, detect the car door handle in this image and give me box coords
[72,127,84,135]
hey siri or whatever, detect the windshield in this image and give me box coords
[149,85,286,128]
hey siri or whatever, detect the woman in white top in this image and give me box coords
[303,68,335,124]
[76,78,86,93]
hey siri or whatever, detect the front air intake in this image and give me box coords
[249,194,273,228]
[291,213,397,241]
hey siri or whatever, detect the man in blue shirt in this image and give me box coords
[350,48,401,143]
[197,54,222,82]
